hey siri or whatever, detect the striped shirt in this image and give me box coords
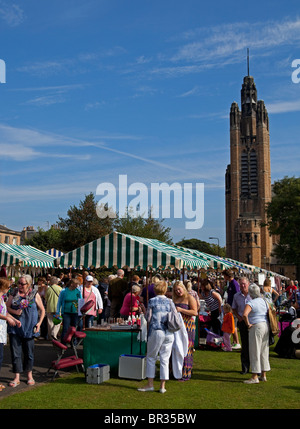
[203,290,220,311]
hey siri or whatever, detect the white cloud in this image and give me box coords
[0,1,24,27]
[268,99,300,114]
[23,94,66,106]
[172,18,300,64]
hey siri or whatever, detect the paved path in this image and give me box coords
[0,338,84,399]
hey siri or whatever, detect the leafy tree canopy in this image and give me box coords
[114,208,172,244]
[265,176,300,273]
[175,238,226,257]
[26,194,172,252]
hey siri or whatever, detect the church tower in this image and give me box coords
[225,64,272,268]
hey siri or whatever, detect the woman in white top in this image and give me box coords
[262,278,279,305]
[243,283,270,384]
[79,275,103,328]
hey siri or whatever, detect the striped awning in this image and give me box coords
[175,245,234,270]
[224,257,259,273]
[0,244,56,268]
[46,248,64,257]
[55,231,211,270]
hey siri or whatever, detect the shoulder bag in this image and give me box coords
[167,300,183,332]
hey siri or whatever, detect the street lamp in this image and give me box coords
[209,236,220,256]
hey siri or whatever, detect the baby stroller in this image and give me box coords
[204,328,224,350]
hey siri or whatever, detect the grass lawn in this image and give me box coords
[0,341,299,410]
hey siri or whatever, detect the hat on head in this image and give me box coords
[86,275,93,282]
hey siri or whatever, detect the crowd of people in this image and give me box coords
[0,265,299,393]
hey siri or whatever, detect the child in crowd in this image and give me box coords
[221,303,235,351]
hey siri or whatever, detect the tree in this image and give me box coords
[24,226,64,252]
[57,193,114,251]
[265,176,300,277]
[175,238,226,257]
[114,208,172,244]
[26,195,173,254]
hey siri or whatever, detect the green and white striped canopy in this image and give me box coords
[55,231,211,270]
[175,245,234,271]
[224,257,259,273]
[0,244,56,268]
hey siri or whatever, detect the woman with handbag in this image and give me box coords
[172,281,198,381]
[242,283,270,384]
[45,276,62,341]
[137,280,174,394]
[79,275,103,328]
[6,275,45,387]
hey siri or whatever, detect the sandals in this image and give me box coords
[27,379,35,386]
[0,383,6,391]
[9,381,20,388]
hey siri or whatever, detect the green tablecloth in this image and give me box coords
[83,329,146,374]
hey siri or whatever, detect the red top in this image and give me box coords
[120,292,139,316]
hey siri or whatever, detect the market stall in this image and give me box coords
[54,230,211,271]
[54,231,213,371]
[83,326,146,374]
[0,243,56,277]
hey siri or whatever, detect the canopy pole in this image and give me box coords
[197,269,200,349]
[82,268,86,330]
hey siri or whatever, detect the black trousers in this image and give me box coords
[237,320,250,373]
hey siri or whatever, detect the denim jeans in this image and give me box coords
[9,334,35,374]
[84,315,94,328]
[0,343,3,371]
[61,313,80,344]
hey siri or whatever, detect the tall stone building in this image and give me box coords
[225,72,273,268]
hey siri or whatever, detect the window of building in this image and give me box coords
[5,236,10,244]
[240,149,258,197]
[12,237,18,245]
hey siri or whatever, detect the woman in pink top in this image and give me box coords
[120,285,141,318]
[79,276,103,328]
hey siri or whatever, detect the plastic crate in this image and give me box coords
[86,364,110,384]
[118,354,146,380]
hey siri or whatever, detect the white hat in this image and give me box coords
[86,275,93,282]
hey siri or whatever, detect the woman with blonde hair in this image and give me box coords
[172,281,197,381]
[262,278,279,305]
[184,280,200,313]
[138,280,174,393]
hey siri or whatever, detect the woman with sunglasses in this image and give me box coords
[6,274,45,388]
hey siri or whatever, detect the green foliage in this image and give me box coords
[26,194,173,252]
[114,207,172,244]
[265,176,300,273]
[24,226,63,252]
[57,193,114,252]
[176,238,226,257]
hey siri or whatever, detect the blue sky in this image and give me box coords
[0,0,300,247]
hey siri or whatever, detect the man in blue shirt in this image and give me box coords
[232,277,252,374]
